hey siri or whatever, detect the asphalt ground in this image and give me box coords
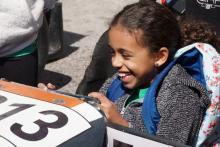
[39,0,138,94]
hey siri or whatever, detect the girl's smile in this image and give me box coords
[118,72,132,83]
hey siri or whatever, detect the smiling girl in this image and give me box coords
[89,1,210,145]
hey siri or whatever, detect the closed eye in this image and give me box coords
[119,48,132,59]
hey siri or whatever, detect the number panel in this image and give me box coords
[0,90,91,146]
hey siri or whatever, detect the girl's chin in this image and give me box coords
[122,80,149,89]
[119,75,139,89]
[122,81,137,89]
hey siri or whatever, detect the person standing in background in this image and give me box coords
[0,0,44,86]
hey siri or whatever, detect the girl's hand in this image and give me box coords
[88,92,128,127]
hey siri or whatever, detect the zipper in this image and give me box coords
[120,97,144,115]
[120,107,126,115]
[120,96,129,115]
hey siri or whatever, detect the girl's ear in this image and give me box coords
[154,47,169,67]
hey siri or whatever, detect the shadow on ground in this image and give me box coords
[38,69,72,89]
[48,31,86,62]
[39,31,85,89]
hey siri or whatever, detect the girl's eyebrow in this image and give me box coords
[108,44,133,55]
[118,48,133,55]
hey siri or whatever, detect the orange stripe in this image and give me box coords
[0,80,83,108]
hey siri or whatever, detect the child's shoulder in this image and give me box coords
[157,63,209,108]
[162,64,203,88]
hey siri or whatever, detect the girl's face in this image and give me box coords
[109,24,157,89]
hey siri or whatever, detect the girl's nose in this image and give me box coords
[112,55,123,68]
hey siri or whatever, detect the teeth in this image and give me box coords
[118,73,125,77]
[118,73,129,78]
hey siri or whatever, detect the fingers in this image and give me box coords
[47,83,56,90]
[88,92,107,104]
[89,92,111,118]
[37,83,56,91]
[37,83,48,91]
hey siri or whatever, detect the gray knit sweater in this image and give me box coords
[100,64,210,146]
